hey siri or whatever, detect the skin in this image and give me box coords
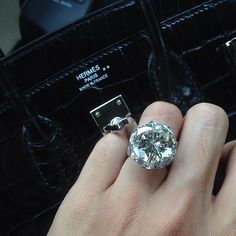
[48,102,236,236]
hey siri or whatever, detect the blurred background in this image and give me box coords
[0,0,20,54]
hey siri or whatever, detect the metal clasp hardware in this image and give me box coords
[90,95,131,135]
[221,37,236,68]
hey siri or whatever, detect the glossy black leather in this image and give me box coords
[0,0,236,234]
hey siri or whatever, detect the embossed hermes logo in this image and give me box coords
[75,65,110,91]
[76,65,101,81]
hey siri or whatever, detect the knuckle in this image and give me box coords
[69,196,97,227]
[90,138,113,169]
[117,187,143,213]
[109,187,144,232]
[145,101,182,119]
[163,193,199,235]
[189,142,213,185]
[118,201,140,228]
[90,133,127,169]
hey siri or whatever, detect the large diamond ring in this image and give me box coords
[128,121,177,169]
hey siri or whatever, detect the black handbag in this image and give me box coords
[0,0,236,235]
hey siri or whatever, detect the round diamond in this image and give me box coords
[128,121,177,169]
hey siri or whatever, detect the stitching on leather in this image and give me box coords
[27,33,146,97]
[3,0,135,65]
[3,0,228,64]
[162,0,228,29]
[0,33,147,116]
[0,0,233,114]
[181,29,236,56]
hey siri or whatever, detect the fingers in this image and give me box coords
[73,101,183,194]
[167,103,229,195]
[74,101,229,200]
[221,141,236,161]
[213,141,236,194]
[117,102,183,191]
[215,141,236,218]
[75,128,130,192]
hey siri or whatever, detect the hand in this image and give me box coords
[48,102,236,236]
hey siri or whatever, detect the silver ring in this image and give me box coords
[104,116,130,133]
[128,121,177,169]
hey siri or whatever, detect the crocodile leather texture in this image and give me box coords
[0,0,236,234]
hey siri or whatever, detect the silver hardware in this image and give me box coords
[95,111,101,118]
[90,95,131,135]
[116,99,122,106]
[104,117,129,133]
[221,37,236,67]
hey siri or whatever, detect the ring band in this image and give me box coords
[128,121,177,169]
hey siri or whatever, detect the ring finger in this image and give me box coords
[116,101,183,191]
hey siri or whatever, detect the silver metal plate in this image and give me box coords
[90,95,131,134]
